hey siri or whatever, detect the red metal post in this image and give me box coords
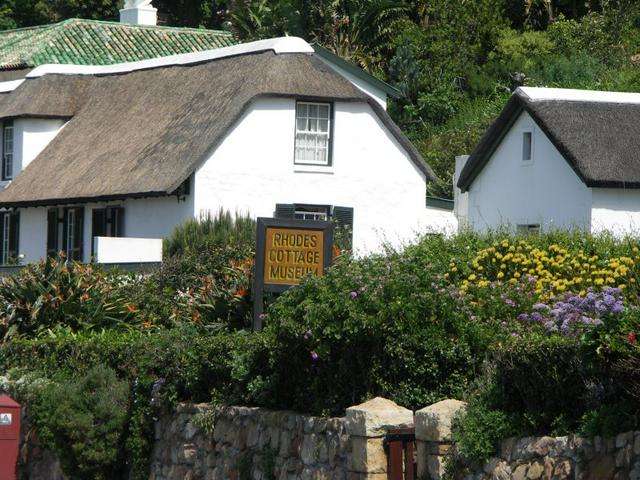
[0,395,21,480]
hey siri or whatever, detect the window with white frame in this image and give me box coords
[294,205,329,221]
[522,131,532,161]
[294,102,331,166]
[0,211,19,264]
[2,120,14,180]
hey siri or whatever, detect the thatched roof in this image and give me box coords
[457,87,640,192]
[0,48,434,207]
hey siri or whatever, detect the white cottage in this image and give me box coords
[0,37,452,264]
[456,87,640,235]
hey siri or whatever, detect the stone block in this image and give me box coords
[345,397,413,437]
[346,473,387,480]
[349,437,387,474]
[415,399,467,442]
[616,431,633,449]
[527,460,544,479]
[616,444,632,468]
[529,436,555,457]
[512,463,528,480]
[427,454,447,480]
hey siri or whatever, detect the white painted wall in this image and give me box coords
[94,237,162,263]
[18,195,193,263]
[194,97,444,253]
[0,118,66,191]
[591,188,640,236]
[467,111,592,232]
[18,118,67,172]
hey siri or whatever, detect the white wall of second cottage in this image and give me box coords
[192,97,452,253]
[18,195,194,264]
[466,111,592,232]
[591,188,640,236]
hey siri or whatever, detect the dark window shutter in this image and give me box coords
[47,209,59,257]
[332,206,354,250]
[74,207,84,261]
[8,212,19,261]
[92,209,107,238]
[275,204,295,219]
[91,208,106,257]
[333,206,354,229]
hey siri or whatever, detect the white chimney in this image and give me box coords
[120,0,157,26]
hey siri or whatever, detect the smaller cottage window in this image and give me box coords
[517,224,540,235]
[522,131,532,161]
[2,120,14,180]
[294,102,331,166]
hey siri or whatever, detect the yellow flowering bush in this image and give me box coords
[452,239,639,300]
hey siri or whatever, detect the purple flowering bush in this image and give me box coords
[517,287,624,336]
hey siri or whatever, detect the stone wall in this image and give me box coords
[149,403,350,480]
[460,432,640,480]
[414,398,640,480]
[15,397,413,480]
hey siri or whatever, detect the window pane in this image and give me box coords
[295,103,331,165]
[522,132,532,161]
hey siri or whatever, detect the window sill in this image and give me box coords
[293,164,334,174]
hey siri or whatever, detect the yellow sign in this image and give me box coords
[264,227,325,285]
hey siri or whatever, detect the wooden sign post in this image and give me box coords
[253,217,334,331]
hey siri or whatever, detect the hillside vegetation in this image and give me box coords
[2,1,640,197]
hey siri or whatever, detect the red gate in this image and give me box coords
[384,427,416,480]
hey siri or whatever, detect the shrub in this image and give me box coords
[30,365,130,480]
[263,249,487,414]
[451,402,518,464]
[0,255,136,341]
[450,238,639,301]
[164,209,255,258]
[0,327,272,479]
[127,245,254,329]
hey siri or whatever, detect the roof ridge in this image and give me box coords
[60,17,234,35]
[0,22,57,35]
[26,36,313,78]
[517,86,640,105]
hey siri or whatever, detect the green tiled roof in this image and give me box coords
[0,18,236,69]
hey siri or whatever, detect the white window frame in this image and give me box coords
[66,208,75,259]
[294,205,329,221]
[294,101,332,166]
[2,120,14,180]
[521,129,534,164]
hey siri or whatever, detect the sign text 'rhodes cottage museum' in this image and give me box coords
[253,218,334,329]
